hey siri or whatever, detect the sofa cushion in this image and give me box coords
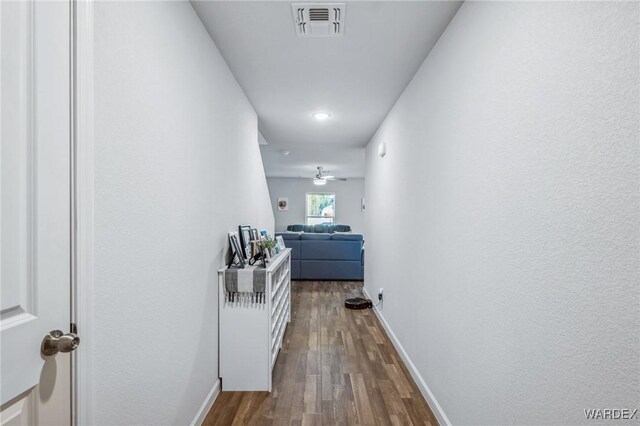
[300,260,363,280]
[285,224,350,233]
[300,233,332,240]
[279,233,301,240]
[284,240,300,260]
[290,260,301,279]
[301,240,362,261]
[331,233,363,241]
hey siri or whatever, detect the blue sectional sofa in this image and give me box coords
[286,224,352,234]
[277,233,364,281]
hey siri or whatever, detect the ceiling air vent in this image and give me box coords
[292,3,346,37]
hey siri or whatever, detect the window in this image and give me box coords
[306,193,335,226]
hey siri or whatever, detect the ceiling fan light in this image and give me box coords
[313,177,327,185]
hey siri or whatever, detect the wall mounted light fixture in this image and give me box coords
[378,142,386,158]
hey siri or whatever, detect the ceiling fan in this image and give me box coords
[313,166,346,185]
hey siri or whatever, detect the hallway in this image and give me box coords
[204,281,436,425]
[1,1,636,424]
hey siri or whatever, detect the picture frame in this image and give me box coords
[250,240,260,259]
[276,235,286,251]
[228,232,245,268]
[249,228,261,258]
[277,197,288,211]
[238,225,252,259]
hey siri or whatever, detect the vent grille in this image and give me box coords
[309,8,329,21]
[292,3,346,37]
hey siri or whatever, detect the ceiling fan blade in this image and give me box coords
[325,177,347,181]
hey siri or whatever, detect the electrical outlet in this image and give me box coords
[378,288,383,301]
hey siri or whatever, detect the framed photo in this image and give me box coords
[277,197,288,211]
[276,235,286,251]
[250,228,259,241]
[238,225,252,259]
[250,240,260,258]
[257,244,269,267]
[228,232,245,268]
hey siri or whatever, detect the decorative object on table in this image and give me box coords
[238,225,252,259]
[248,237,268,268]
[249,228,260,258]
[260,237,277,260]
[276,235,286,251]
[277,197,289,211]
[227,232,245,269]
[249,248,266,267]
[249,240,261,259]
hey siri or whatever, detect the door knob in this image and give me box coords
[41,330,80,356]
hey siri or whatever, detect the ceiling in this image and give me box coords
[192,1,462,178]
[260,142,365,178]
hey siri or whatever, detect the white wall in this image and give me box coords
[365,2,638,425]
[93,2,273,424]
[266,177,365,234]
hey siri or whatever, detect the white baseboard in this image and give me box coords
[363,287,452,426]
[190,379,221,426]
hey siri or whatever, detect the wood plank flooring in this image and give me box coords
[203,281,438,426]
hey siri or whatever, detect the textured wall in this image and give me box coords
[267,177,365,234]
[365,2,639,424]
[93,2,274,424]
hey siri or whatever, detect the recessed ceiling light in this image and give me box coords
[280,150,291,156]
[312,112,331,121]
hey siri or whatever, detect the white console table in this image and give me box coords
[218,248,291,391]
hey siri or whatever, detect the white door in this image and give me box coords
[1,1,73,425]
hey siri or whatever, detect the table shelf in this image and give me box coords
[218,248,291,392]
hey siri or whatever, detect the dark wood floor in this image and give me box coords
[203,281,438,426]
